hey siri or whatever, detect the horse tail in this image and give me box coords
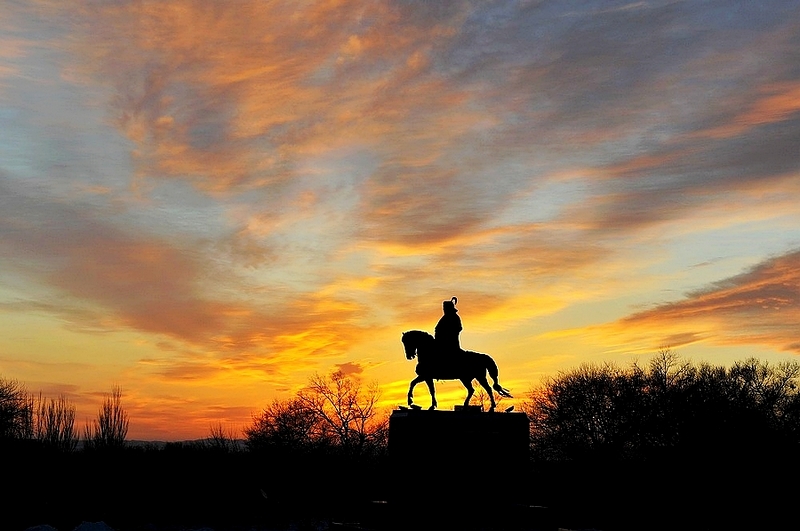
[485,354,513,398]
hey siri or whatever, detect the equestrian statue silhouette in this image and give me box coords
[401,329,512,411]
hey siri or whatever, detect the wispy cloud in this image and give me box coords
[597,250,800,354]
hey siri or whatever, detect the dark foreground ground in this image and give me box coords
[5,442,796,531]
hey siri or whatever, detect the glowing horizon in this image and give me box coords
[2,1,799,441]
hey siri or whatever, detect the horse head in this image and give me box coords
[402,330,435,361]
[401,331,417,360]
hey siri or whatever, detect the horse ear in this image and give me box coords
[451,296,457,306]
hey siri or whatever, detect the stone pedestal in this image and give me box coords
[383,407,549,529]
[388,407,530,496]
[390,407,529,458]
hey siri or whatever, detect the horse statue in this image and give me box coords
[401,329,512,411]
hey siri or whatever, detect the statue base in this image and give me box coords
[389,405,528,447]
[383,407,553,529]
[453,404,484,412]
[388,406,530,489]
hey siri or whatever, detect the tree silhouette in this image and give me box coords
[524,352,800,461]
[298,371,387,454]
[0,377,33,441]
[245,397,320,452]
[84,385,129,449]
[35,393,78,452]
[206,422,241,452]
[246,371,387,456]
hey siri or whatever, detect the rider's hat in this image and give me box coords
[442,296,458,313]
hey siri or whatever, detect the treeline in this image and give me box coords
[0,381,129,451]
[1,371,392,531]
[522,351,800,531]
[6,352,799,462]
[0,371,387,456]
[525,350,800,461]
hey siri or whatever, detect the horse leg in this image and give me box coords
[408,375,425,406]
[461,378,475,407]
[477,376,496,411]
[425,379,437,410]
[485,354,513,398]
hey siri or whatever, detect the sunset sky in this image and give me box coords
[2,1,800,441]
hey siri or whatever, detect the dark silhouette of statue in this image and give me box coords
[434,296,462,357]
[401,329,512,411]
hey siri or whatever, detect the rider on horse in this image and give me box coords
[401,295,512,411]
[434,296,463,364]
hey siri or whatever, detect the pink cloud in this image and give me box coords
[611,250,800,354]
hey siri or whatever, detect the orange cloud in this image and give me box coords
[601,250,800,354]
[0,178,382,375]
[58,0,475,199]
[701,82,800,139]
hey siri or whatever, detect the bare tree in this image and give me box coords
[730,358,800,413]
[36,393,78,452]
[245,397,320,452]
[524,362,642,460]
[648,347,693,392]
[246,371,388,455]
[84,385,129,449]
[206,422,241,452]
[297,370,387,454]
[0,377,34,440]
